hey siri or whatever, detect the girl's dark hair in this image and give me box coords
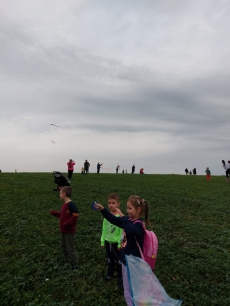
[108,193,120,203]
[128,195,150,226]
[61,186,72,197]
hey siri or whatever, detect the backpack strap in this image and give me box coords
[133,219,145,261]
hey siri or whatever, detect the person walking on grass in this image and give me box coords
[50,186,79,270]
[205,167,211,181]
[95,195,150,306]
[67,159,75,182]
[100,193,123,290]
[222,160,230,182]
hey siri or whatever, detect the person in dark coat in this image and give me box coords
[97,162,103,173]
[131,165,135,174]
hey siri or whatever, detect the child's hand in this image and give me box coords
[94,203,104,210]
[101,246,104,249]
[115,208,124,217]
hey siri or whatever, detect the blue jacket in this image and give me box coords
[101,208,144,264]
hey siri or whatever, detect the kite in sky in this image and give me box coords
[51,140,56,144]
[102,167,111,171]
[51,124,59,127]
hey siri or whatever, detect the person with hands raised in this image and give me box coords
[95,195,150,306]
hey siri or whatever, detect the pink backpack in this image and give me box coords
[134,220,158,270]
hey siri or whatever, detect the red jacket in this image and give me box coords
[50,201,79,233]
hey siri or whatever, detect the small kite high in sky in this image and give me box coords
[51,140,56,144]
[51,124,59,127]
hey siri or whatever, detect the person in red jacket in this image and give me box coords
[67,159,75,182]
[50,186,79,269]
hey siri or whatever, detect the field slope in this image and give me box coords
[0,173,229,306]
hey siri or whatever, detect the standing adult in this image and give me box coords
[193,168,197,175]
[185,168,188,175]
[97,162,103,173]
[131,165,135,174]
[67,159,75,181]
[84,160,90,174]
[116,164,120,174]
[223,160,230,182]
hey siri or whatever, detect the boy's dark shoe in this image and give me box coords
[117,278,123,291]
[105,274,113,281]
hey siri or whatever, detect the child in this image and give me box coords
[205,167,211,181]
[100,193,123,290]
[50,186,79,270]
[95,195,150,306]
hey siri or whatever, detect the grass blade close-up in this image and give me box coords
[0,173,229,306]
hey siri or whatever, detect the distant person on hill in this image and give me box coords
[122,169,124,174]
[189,170,192,175]
[205,167,211,181]
[116,164,120,174]
[192,168,197,175]
[81,167,84,174]
[140,168,144,174]
[84,160,90,174]
[132,165,135,174]
[185,168,188,175]
[100,193,123,290]
[50,186,79,270]
[222,160,230,182]
[97,162,103,173]
[67,159,75,182]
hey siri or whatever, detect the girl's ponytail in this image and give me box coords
[142,199,150,227]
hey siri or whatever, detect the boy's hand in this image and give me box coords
[115,208,124,217]
[101,246,104,249]
[94,203,104,210]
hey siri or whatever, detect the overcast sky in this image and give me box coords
[1,0,229,175]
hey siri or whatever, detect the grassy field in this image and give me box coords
[0,172,229,306]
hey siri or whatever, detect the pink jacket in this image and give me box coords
[67,161,75,171]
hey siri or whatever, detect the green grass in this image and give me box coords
[0,173,230,306]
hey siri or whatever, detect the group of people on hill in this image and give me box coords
[184,160,230,182]
[50,186,152,305]
[185,168,196,175]
[67,160,144,178]
[67,159,91,181]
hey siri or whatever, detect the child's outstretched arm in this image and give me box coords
[50,210,61,218]
[95,204,123,229]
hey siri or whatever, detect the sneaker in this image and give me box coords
[117,278,123,291]
[105,274,113,281]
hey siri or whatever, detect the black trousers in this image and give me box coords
[68,170,73,179]
[226,169,230,179]
[105,241,122,278]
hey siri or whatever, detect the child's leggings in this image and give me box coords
[122,263,133,306]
